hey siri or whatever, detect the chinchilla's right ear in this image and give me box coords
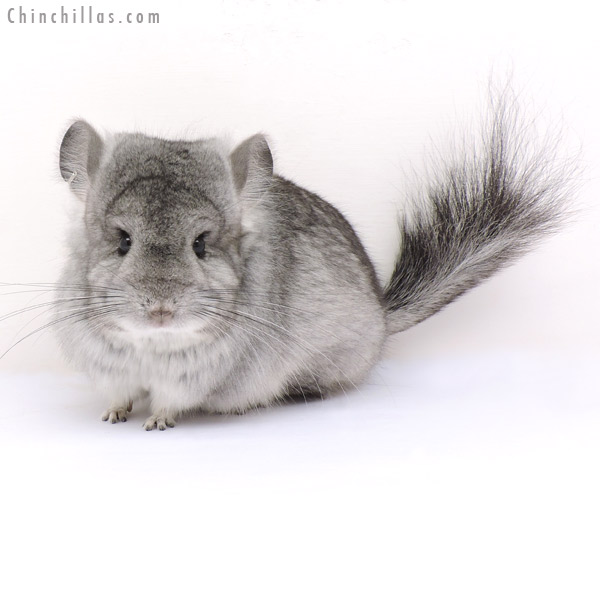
[229,134,273,199]
[59,120,104,200]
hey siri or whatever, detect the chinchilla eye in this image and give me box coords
[118,231,132,256]
[193,234,207,259]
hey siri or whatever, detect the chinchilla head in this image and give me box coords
[58,120,273,343]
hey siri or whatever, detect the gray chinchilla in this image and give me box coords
[55,98,573,430]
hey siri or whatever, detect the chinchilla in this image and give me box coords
[53,96,574,430]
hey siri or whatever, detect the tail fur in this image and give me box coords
[384,91,577,334]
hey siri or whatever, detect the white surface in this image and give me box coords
[1,355,599,598]
[0,0,599,598]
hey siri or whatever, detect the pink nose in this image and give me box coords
[148,305,175,326]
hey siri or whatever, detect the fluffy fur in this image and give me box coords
[55,98,573,430]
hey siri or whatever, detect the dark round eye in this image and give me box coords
[193,234,206,259]
[118,231,132,256]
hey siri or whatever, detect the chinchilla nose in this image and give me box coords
[148,303,175,326]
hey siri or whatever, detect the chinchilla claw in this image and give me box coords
[143,415,176,431]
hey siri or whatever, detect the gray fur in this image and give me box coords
[384,99,576,333]
[55,99,573,429]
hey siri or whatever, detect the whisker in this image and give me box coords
[187,292,376,379]
[191,306,326,402]
[195,303,360,399]
[0,296,125,325]
[11,300,129,341]
[0,305,122,360]
[0,281,123,293]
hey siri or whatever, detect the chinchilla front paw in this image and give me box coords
[101,399,133,424]
[143,414,176,431]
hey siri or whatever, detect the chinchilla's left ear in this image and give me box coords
[59,119,104,200]
[229,133,273,197]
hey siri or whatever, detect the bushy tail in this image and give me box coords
[384,92,577,334]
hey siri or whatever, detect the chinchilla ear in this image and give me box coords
[229,134,273,196]
[59,119,104,200]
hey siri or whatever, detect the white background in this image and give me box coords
[0,1,598,598]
